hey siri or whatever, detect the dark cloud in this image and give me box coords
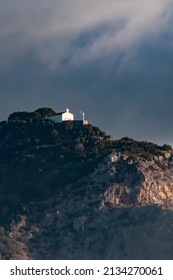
[1,0,173,145]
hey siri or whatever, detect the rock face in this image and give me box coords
[8,152,173,260]
[102,154,173,207]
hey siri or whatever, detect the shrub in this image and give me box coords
[162,144,172,151]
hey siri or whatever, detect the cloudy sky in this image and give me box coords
[1,0,173,145]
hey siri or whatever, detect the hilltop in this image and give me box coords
[0,108,173,259]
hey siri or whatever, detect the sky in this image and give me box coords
[1,0,173,145]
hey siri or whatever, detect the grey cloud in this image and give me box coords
[1,0,173,69]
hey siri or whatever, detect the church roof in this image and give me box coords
[48,109,72,117]
[54,112,65,116]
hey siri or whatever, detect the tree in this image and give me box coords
[35,108,56,117]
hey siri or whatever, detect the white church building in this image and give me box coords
[47,108,88,125]
[48,108,74,123]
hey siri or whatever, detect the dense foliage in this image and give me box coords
[35,107,56,117]
[112,137,170,160]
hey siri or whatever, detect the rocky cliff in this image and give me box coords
[0,109,173,260]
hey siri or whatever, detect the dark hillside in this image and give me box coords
[0,108,173,259]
